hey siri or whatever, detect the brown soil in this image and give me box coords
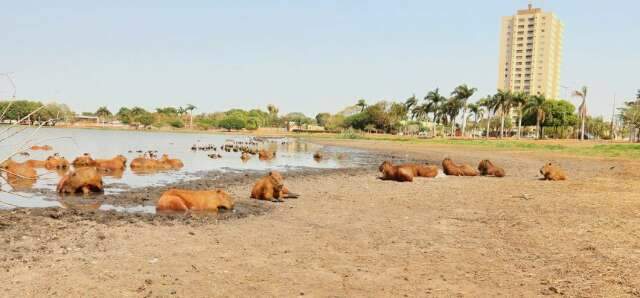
[1,140,640,297]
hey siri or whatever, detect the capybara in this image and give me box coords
[378,161,414,182]
[159,154,184,169]
[23,159,46,168]
[1,160,37,189]
[95,155,127,171]
[72,153,96,167]
[258,149,276,161]
[30,145,52,151]
[156,189,235,213]
[540,162,567,181]
[45,155,70,170]
[130,157,172,171]
[442,158,479,176]
[313,151,324,161]
[57,167,104,195]
[400,162,439,178]
[250,171,297,202]
[478,159,505,177]
[241,152,251,161]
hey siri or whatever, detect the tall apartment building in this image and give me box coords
[497,5,563,99]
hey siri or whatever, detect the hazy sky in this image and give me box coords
[1,0,638,118]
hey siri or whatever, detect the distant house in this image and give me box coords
[72,115,99,125]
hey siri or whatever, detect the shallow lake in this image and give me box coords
[0,126,370,210]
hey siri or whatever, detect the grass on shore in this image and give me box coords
[302,133,640,159]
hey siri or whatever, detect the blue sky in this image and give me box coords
[0,0,638,118]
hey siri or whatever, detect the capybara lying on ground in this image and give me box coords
[57,167,104,195]
[30,145,52,151]
[156,189,234,213]
[478,159,505,177]
[540,162,567,181]
[72,153,96,167]
[95,155,127,171]
[400,162,439,178]
[22,159,46,168]
[258,149,276,161]
[159,154,183,169]
[378,161,414,182]
[250,171,297,202]
[130,157,172,172]
[45,155,70,170]
[442,158,479,176]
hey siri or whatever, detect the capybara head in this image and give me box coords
[268,171,285,190]
[378,160,392,172]
[115,155,127,164]
[57,167,104,194]
[212,189,234,210]
[540,162,556,176]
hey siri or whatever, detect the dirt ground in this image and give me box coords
[1,139,640,297]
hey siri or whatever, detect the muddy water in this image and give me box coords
[0,127,372,212]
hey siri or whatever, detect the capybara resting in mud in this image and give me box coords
[159,154,184,169]
[95,155,127,171]
[45,155,70,170]
[478,159,505,177]
[72,153,96,167]
[540,162,567,181]
[56,167,104,195]
[22,159,46,168]
[250,171,298,202]
[258,149,276,161]
[378,161,414,182]
[395,162,439,178]
[30,145,52,151]
[1,160,37,181]
[156,189,235,213]
[130,157,172,171]
[442,158,479,176]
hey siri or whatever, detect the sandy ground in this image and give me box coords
[1,139,640,297]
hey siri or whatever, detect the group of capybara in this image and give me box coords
[1,141,568,216]
[378,157,566,182]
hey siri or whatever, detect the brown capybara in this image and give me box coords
[250,171,297,202]
[540,162,567,181]
[442,158,479,176]
[159,154,184,169]
[56,167,104,195]
[45,155,70,170]
[313,151,324,161]
[478,159,505,177]
[241,152,251,161]
[130,157,171,172]
[258,149,276,161]
[400,162,439,178]
[378,161,414,182]
[30,145,52,151]
[72,153,96,167]
[23,159,46,168]
[156,189,235,213]
[1,160,37,189]
[95,155,127,171]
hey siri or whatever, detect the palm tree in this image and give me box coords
[493,89,513,138]
[467,103,482,138]
[477,96,494,138]
[425,88,447,137]
[524,94,547,139]
[511,92,528,139]
[443,97,463,137]
[405,95,418,119]
[573,86,588,140]
[356,99,368,112]
[185,104,196,128]
[451,84,478,137]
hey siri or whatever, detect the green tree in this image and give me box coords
[442,97,463,136]
[424,88,447,136]
[356,99,367,112]
[477,95,494,138]
[95,106,112,121]
[523,94,547,139]
[404,95,418,119]
[451,84,477,137]
[541,99,578,138]
[315,113,331,127]
[493,89,513,138]
[219,115,247,131]
[572,86,588,140]
[511,92,528,139]
[116,107,132,124]
[136,112,154,128]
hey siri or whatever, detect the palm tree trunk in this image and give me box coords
[461,105,467,137]
[486,114,491,139]
[500,114,505,138]
[580,117,585,140]
[432,115,437,138]
[450,120,455,137]
[536,117,541,140]
[517,104,522,139]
